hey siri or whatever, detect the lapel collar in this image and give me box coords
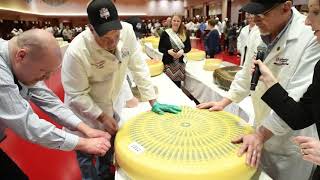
[264,8,301,63]
[115,40,123,60]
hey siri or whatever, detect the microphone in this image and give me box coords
[250,44,267,91]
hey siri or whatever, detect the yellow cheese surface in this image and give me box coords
[146,59,164,77]
[203,58,222,71]
[115,107,256,180]
[142,36,160,49]
[186,48,206,61]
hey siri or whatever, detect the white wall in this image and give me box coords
[230,0,248,24]
[0,0,184,16]
[147,0,184,16]
[208,2,222,16]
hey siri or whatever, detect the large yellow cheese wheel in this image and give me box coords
[186,48,206,61]
[115,107,256,180]
[146,59,164,77]
[203,58,222,71]
[142,36,160,49]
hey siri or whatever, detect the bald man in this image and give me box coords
[0,29,111,179]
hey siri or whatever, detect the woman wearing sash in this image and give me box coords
[251,0,320,178]
[158,14,191,88]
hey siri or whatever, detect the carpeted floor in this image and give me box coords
[194,38,240,65]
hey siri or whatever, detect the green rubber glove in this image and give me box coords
[151,102,182,115]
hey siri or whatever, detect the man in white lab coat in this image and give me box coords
[237,13,259,65]
[61,0,181,179]
[197,0,320,179]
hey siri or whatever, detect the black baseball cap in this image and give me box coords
[87,0,122,37]
[240,0,288,15]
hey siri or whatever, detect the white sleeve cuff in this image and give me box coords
[59,129,79,151]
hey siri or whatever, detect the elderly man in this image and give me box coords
[0,29,111,179]
[197,0,320,179]
[61,0,181,179]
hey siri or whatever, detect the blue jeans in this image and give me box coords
[76,137,115,180]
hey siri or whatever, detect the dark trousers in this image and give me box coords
[76,136,115,180]
[0,149,29,180]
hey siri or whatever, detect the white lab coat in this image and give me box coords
[114,76,134,119]
[237,25,259,65]
[227,8,320,180]
[61,22,156,135]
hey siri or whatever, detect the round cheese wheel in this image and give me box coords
[146,59,164,77]
[115,107,256,180]
[143,36,160,49]
[214,66,243,90]
[186,48,206,61]
[203,58,222,71]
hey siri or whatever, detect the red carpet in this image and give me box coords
[195,38,240,65]
[215,51,240,65]
[0,68,82,180]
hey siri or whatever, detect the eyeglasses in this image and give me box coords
[255,3,282,18]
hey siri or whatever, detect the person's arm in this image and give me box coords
[262,83,314,130]
[28,82,111,138]
[231,125,273,168]
[183,32,191,54]
[0,67,77,151]
[260,36,320,136]
[126,24,157,102]
[260,60,320,130]
[225,30,261,103]
[158,31,174,64]
[28,81,82,130]
[61,50,118,134]
[237,28,244,53]
[61,51,103,122]
[126,24,181,114]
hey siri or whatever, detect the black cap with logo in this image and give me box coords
[87,0,122,37]
[240,0,288,15]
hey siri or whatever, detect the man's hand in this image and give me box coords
[97,113,118,135]
[196,98,231,111]
[151,102,182,115]
[85,128,111,140]
[75,137,111,156]
[231,133,264,168]
[293,136,320,165]
[77,122,111,139]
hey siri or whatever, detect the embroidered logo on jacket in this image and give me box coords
[99,8,110,20]
[121,48,130,58]
[274,57,289,65]
[91,60,106,69]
